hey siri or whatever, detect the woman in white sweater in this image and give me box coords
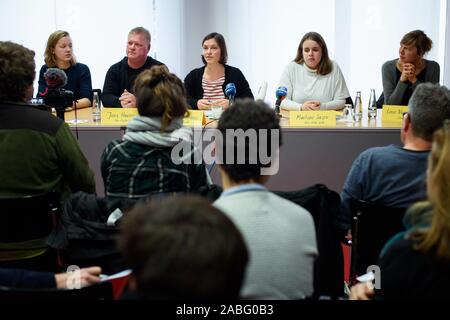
[279,32,349,111]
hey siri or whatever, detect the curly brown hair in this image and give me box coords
[0,41,35,102]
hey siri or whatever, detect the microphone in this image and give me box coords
[275,86,287,116]
[43,68,68,89]
[225,83,236,107]
[39,68,74,121]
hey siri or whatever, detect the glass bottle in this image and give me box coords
[368,89,377,119]
[92,91,101,122]
[353,91,362,122]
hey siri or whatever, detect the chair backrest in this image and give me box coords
[0,281,113,300]
[274,184,344,298]
[350,199,406,282]
[0,192,58,243]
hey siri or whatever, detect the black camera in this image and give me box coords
[43,88,74,120]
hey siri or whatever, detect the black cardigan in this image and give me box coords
[183,65,254,109]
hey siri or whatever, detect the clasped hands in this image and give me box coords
[119,89,136,108]
[197,98,229,110]
[301,100,321,111]
[400,63,417,84]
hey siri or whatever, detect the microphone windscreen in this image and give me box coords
[276,86,288,99]
[225,83,236,98]
[44,68,68,88]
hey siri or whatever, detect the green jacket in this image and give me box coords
[0,102,95,199]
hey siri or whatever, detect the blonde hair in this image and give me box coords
[411,120,450,260]
[44,30,76,67]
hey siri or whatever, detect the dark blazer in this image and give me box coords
[184,65,254,109]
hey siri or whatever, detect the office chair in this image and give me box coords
[275,184,344,298]
[0,192,61,271]
[349,199,406,283]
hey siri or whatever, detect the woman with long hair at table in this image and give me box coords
[38,30,92,109]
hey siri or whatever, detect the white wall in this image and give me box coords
[180,0,446,106]
[0,0,448,103]
[0,0,182,94]
[341,0,442,103]
[444,0,450,86]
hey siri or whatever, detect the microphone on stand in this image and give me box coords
[39,68,74,121]
[225,83,236,107]
[275,86,287,117]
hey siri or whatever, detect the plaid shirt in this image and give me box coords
[101,139,207,200]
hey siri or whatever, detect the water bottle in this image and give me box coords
[353,91,362,122]
[92,91,101,122]
[368,89,377,119]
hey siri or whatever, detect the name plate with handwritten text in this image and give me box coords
[382,105,409,123]
[101,108,138,126]
[289,111,336,127]
[183,110,206,127]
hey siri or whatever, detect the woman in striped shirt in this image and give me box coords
[184,32,253,110]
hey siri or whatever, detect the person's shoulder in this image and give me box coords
[329,60,344,74]
[424,59,440,69]
[380,234,414,261]
[146,56,164,66]
[73,62,90,71]
[22,105,64,135]
[269,192,312,218]
[109,57,127,69]
[285,61,299,69]
[225,64,241,72]
[361,144,397,156]
[382,59,397,70]
[185,66,205,78]
[38,65,49,78]
[104,138,128,153]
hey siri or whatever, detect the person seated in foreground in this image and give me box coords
[213,99,318,299]
[118,195,248,299]
[350,120,450,300]
[101,65,207,201]
[339,83,450,240]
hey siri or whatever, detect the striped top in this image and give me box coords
[202,76,225,100]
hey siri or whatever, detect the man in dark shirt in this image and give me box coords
[102,27,164,108]
[339,83,450,237]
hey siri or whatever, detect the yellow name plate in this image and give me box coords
[382,105,409,123]
[101,108,138,126]
[289,111,336,127]
[183,110,206,127]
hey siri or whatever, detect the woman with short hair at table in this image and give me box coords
[279,31,350,111]
[184,32,253,110]
[101,65,207,200]
[38,30,92,109]
[382,30,440,106]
